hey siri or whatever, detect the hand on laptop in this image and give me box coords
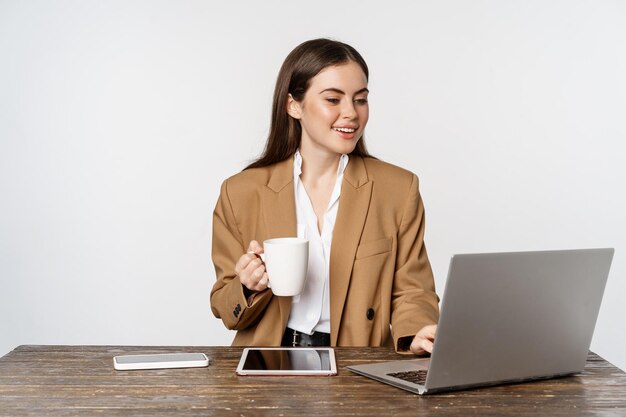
[410,324,437,355]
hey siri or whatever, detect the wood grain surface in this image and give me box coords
[1,345,625,416]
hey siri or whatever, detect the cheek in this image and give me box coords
[304,102,336,124]
[315,106,338,124]
[359,107,369,125]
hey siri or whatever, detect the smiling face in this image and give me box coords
[287,61,369,158]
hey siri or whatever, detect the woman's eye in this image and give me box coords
[354,98,368,105]
[325,98,340,104]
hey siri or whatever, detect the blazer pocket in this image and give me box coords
[355,237,392,260]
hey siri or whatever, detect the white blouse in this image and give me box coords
[286,150,349,335]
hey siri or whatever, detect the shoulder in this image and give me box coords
[222,166,271,189]
[220,158,293,200]
[361,157,419,189]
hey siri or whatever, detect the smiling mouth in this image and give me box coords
[333,127,356,133]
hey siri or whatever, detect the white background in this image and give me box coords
[1,1,625,370]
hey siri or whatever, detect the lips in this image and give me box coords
[333,126,359,140]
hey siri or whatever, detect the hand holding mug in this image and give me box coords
[234,240,269,292]
[235,238,309,296]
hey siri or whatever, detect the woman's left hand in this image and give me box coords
[410,324,437,355]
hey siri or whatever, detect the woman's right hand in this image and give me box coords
[234,240,269,292]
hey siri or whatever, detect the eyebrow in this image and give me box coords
[319,87,369,95]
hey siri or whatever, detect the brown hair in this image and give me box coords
[245,38,374,170]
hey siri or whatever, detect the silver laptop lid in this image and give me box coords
[425,248,614,392]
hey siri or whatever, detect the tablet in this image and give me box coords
[236,347,337,376]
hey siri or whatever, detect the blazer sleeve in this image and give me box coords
[210,179,273,331]
[390,174,440,352]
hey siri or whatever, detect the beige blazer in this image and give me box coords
[210,156,439,352]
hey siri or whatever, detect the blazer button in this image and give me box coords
[366,308,375,321]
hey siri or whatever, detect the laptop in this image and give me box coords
[347,248,614,395]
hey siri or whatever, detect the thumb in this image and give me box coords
[247,240,264,255]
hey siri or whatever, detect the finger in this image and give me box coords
[410,337,433,355]
[242,259,264,279]
[254,272,270,292]
[235,253,259,276]
[252,265,265,280]
[420,339,434,354]
[242,263,265,288]
[247,240,263,255]
[409,337,424,355]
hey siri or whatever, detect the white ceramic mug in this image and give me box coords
[260,237,309,296]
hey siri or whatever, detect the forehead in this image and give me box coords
[308,61,368,93]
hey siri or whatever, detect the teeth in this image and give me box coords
[334,127,356,133]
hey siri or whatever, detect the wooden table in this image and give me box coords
[1,345,625,416]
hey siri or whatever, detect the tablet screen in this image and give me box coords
[237,348,337,375]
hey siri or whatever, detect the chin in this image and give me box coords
[334,139,359,155]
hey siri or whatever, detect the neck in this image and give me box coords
[298,145,342,183]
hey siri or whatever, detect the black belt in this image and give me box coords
[281,327,331,347]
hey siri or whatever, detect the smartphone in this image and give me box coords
[113,352,209,371]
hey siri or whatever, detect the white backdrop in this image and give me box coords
[1,1,625,370]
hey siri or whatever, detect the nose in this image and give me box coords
[341,99,358,120]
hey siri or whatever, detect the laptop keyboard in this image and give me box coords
[387,370,428,385]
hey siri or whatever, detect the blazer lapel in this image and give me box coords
[261,157,298,328]
[263,158,297,239]
[329,156,372,345]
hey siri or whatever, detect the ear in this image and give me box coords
[286,94,302,119]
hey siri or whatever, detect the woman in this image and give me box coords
[210,38,439,354]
